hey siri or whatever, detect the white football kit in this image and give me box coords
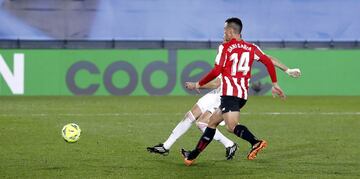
[195,77,222,114]
[196,45,224,114]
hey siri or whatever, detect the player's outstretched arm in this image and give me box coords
[194,44,227,89]
[256,48,286,100]
[185,78,221,91]
[268,55,301,78]
[260,59,286,100]
[200,77,221,89]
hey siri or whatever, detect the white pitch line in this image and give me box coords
[248,112,360,115]
[0,112,359,117]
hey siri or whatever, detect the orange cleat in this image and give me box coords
[181,148,195,166]
[247,140,267,160]
[184,159,194,166]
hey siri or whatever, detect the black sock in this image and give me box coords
[188,127,216,160]
[234,125,259,146]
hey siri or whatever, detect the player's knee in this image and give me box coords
[195,121,208,129]
[185,111,196,122]
[190,105,202,119]
[197,112,211,124]
[225,124,236,133]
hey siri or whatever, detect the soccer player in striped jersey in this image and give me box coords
[147,51,300,160]
[181,17,286,166]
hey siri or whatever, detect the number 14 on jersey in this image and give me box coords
[230,52,250,76]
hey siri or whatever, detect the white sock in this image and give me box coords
[163,111,196,150]
[196,122,234,148]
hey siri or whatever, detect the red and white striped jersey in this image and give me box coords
[199,38,277,100]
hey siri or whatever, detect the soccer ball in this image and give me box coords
[62,123,81,143]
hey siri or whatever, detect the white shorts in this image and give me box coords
[196,93,221,114]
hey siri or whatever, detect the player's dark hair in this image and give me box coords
[225,17,243,34]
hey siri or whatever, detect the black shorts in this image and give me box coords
[220,96,247,114]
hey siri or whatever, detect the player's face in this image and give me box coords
[223,22,233,41]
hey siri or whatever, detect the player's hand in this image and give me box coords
[272,83,286,100]
[285,68,301,78]
[185,82,201,94]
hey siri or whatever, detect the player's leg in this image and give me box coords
[196,111,234,147]
[181,109,223,165]
[162,104,202,149]
[147,104,202,155]
[196,111,237,160]
[222,97,267,160]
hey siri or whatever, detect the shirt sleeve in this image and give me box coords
[199,45,226,86]
[253,45,277,83]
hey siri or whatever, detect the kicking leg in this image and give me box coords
[147,104,202,155]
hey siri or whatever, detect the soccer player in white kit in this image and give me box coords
[147,49,301,160]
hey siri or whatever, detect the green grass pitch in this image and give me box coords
[0,96,359,178]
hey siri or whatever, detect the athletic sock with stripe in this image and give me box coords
[234,125,259,146]
[187,127,216,160]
